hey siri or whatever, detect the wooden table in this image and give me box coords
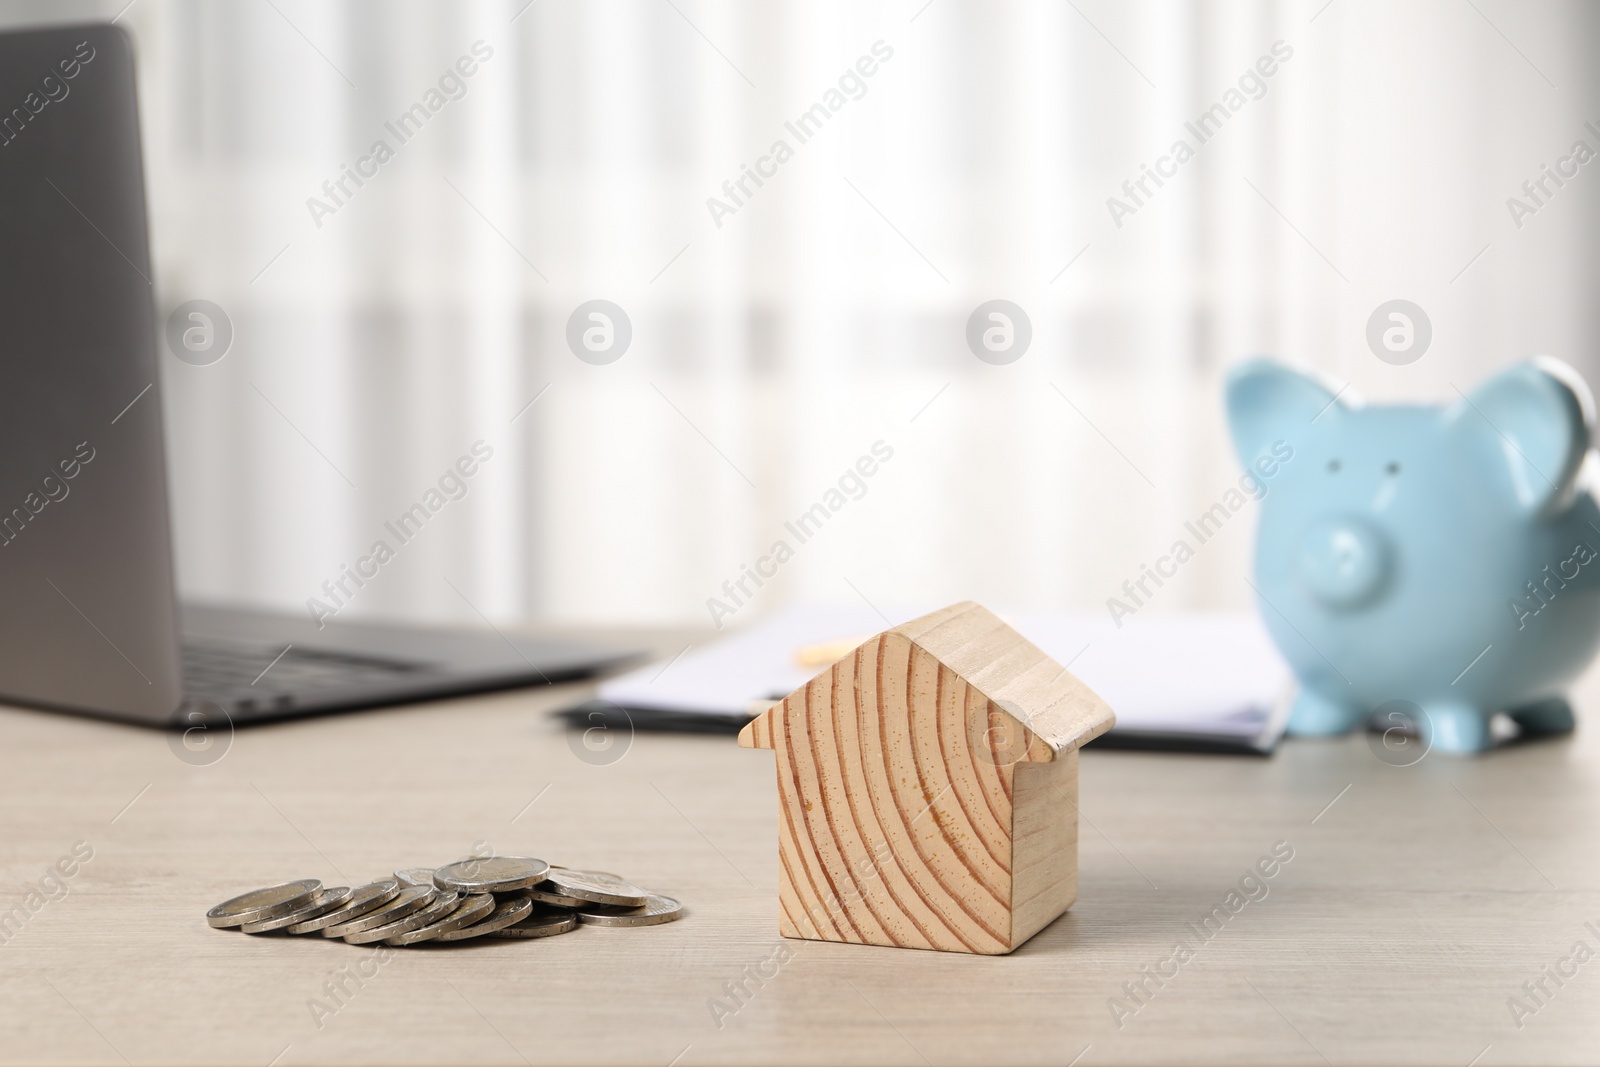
[1,626,1597,1066]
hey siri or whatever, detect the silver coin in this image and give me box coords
[394,868,436,889]
[386,893,496,946]
[345,890,460,945]
[206,879,321,928]
[323,885,434,937]
[432,895,534,941]
[541,868,649,907]
[240,887,352,933]
[531,866,627,905]
[523,885,589,908]
[287,879,400,934]
[577,893,683,928]
[433,856,549,893]
[489,910,579,940]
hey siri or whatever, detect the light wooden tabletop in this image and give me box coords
[1,626,1598,1066]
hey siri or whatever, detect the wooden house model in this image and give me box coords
[738,601,1116,955]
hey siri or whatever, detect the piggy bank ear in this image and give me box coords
[1225,359,1343,467]
[1449,357,1594,516]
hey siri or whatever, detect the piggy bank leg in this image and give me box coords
[1287,688,1366,736]
[1508,697,1576,738]
[1420,703,1492,754]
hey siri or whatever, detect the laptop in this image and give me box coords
[0,23,636,728]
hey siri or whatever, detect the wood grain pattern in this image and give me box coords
[739,602,1114,954]
[1010,750,1079,945]
[893,602,1117,752]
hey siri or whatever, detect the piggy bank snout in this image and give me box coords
[1297,516,1391,608]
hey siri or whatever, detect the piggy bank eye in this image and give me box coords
[1327,459,1341,473]
[1386,462,1400,474]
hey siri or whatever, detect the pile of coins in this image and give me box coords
[205,856,681,946]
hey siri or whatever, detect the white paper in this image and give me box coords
[598,603,1294,748]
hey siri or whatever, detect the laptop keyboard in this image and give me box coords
[182,639,430,719]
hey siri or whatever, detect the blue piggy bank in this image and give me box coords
[1226,358,1600,753]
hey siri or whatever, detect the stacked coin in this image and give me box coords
[205,857,682,947]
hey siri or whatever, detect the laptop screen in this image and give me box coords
[0,23,182,722]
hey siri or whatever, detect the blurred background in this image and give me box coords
[4,0,1598,629]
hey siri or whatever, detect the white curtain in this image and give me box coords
[9,0,1599,627]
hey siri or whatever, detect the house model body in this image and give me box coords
[738,601,1116,955]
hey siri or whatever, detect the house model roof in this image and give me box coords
[738,601,1116,758]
